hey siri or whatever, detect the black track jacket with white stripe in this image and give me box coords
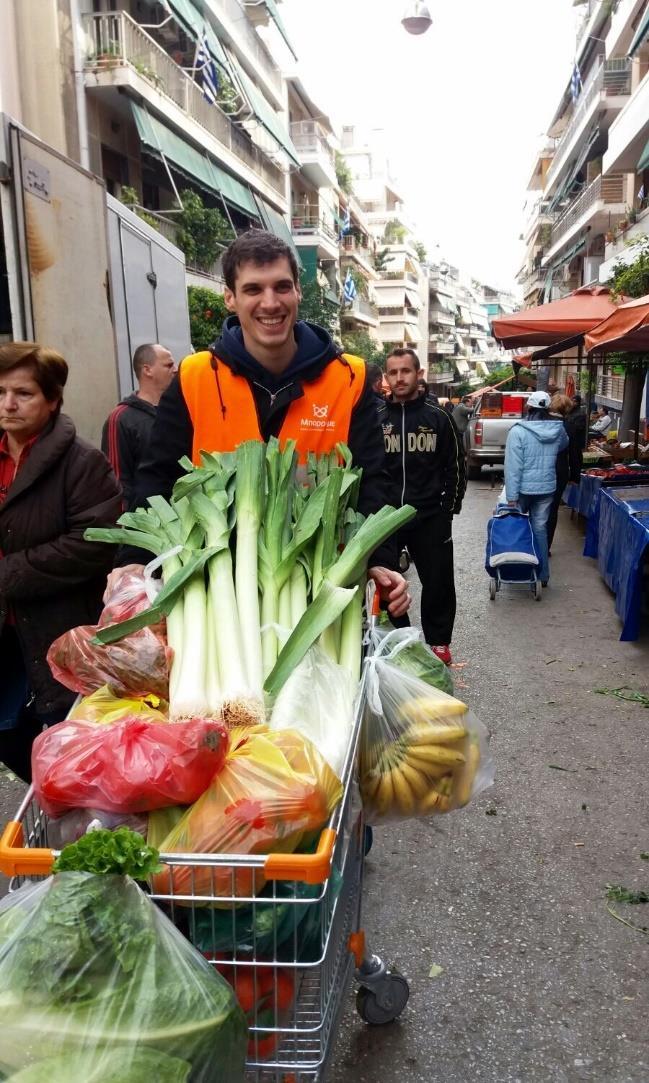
[378,396,466,519]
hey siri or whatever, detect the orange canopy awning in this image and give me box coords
[584,293,649,354]
[491,286,622,349]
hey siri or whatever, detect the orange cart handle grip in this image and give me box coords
[264,828,337,883]
[0,821,55,877]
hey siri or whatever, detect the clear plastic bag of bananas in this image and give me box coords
[359,630,494,824]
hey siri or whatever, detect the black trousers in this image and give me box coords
[0,627,67,784]
[394,514,456,646]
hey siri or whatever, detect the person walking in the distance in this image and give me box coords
[102,343,176,509]
[381,348,465,665]
[504,390,568,587]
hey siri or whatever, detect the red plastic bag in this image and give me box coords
[46,565,171,698]
[47,624,171,699]
[32,716,229,816]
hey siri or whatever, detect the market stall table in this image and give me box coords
[584,486,649,641]
[563,470,649,521]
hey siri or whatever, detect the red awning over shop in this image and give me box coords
[584,293,649,354]
[491,287,621,349]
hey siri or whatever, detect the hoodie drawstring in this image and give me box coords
[210,352,227,420]
[338,355,356,387]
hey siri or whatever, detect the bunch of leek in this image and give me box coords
[86,440,415,723]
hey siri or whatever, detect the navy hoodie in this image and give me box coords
[132,319,397,567]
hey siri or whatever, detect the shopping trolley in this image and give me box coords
[0,608,409,1082]
[485,503,542,602]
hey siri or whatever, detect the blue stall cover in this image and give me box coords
[592,488,649,640]
[485,506,539,581]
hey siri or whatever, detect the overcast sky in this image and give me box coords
[279,0,580,294]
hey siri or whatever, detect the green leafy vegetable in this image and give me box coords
[0,865,247,1079]
[5,1048,191,1082]
[387,640,454,696]
[52,828,162,878]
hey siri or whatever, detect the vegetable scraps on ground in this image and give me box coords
[0,829,247,1082]
[85,439,416,726]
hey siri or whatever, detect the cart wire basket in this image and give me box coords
[0,672,409,1081]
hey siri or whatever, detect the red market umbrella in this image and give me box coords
[584,293,649,353]
[492,286,622,349]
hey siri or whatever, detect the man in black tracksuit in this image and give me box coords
[102,343,176,509]
[381,348,465,664]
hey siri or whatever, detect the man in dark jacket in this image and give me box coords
[381,348,466,664]
[102,343,176,509]
[132,231,409,615]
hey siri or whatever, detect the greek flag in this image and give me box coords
[638,184,645,203]
[339,205,351,240]
[570,60,582,104]
[196,31,219,105]
[343,268,357,305]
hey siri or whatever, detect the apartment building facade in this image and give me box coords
[339,126,429,361]
[519,0,649,413]
[428,263,509,396]
[2,0,302,289]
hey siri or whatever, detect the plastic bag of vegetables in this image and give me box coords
[268,644,356,776]
[46,565,171,699]
[0,828,247,1082]
[368,625,454,696]
[68,686,169,725]
[359,630,494,824]
[32,715,229,816]
[152,727,342,903]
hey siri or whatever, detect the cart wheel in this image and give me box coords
[534,580,542,601]
[356,972,410,1025]
[489,578,497,601]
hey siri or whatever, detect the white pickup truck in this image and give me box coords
[465,391,532,480]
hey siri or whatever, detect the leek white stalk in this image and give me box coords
[234,442,266,696]
[169,571,209,719]
[205,590,222,712]
[190,488,264,726]
[338,577,364,679]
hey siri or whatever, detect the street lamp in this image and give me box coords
[401,1,432,35]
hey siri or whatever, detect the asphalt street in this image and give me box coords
[0,476,647,1082]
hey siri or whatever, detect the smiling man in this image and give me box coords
[134,230,409,615]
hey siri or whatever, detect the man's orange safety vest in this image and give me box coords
[179,351,366,464]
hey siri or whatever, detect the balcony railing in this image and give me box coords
[83,11,285,197]
[341,235,374,265]
[291,211,338,242]
[342,297,379,321]
[549,59,632,177]
[215,0,282,96]
[383,270,419,284]
[289,120,335,164]
[550,173,625,244]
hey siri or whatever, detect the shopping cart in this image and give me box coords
[0,609,409,1081]
[485,503,542,602]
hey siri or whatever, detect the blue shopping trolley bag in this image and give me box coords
[485,505,539,583]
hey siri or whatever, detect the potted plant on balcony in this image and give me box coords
[88,39,121,68]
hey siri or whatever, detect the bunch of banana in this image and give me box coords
[360,693,482,821]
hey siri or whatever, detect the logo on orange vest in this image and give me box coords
[301,402,336,430]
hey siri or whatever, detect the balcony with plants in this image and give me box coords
[82,10,285,201]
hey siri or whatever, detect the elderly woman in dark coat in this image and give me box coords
[0,342,121,781]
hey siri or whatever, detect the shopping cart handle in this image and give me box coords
[0,821,55,877]
[264,828,337,884]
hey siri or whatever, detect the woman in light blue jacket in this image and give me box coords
[504,391,568,586]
